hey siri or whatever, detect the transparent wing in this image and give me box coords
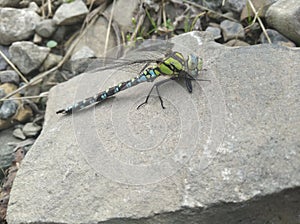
[126,39,174,56]
[85,40,174,74]
[86,57,155,74]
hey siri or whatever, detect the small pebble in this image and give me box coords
[53,0,89,25]
[71,46,96,61]
[0,83,18,95]
[223,0,247,14]
[13,128,26,140]
[35,19,57,38]
[0,70,20,84]
[0,100,19,120]
[41,53,63,71]
[225,39,250,47]
[205,26,222,40]
[260,29,296,47]
[220,20,245,41]
[22,122,42,137]
[13,105,33,123]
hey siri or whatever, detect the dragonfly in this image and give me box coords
[56,44,207,115]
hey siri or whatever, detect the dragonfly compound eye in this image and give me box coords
[187,55,197,69]
[187,54,201,76]
[197,58,203,71]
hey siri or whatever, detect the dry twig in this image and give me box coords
[247,0,271,43]
[0,50,28,84]
[104,0,116,57]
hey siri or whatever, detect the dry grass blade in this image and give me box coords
[1,64,59,100]
[0,92,48,101]
[104,0,116,57]
[1,21,96,100]
[191,12,206,30]
[0,49,29,83]
[162,0,167,29]
[247,0,271,43]
[47,0,52,17]
[40,0,53,18]
[243,6,259,32]
[41,0,45,17]
[81,1,107,32]
[7,138,35,152]
[1,1,122,101]
[101,11,122,56]
[130,4,146,42]
[79,1,121,50]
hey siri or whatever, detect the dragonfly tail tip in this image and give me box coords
[56,109,66,114]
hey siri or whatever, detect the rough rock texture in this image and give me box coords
[220,20,245,42]
[0,70,19,84]
[53,0,88,25]
[71,0,136,59]
[0,128,17,171]
[112,0,139,32]
[0,45,9,70]
[9,41,50,75]
[223,0,247,13]
[7,32,300,224]
[72,16,118,58]
[260,29,296,47]
[0,8,40,45]
[35,19,57,38]
[266,0,300,46]
[0,0,20,8]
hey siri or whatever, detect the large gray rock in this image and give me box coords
[220,20,245,42]
[35,19,57,38]
[266,0,300,46]
[223,0,247,13]
[71,0,136,59]
[112,0,139,33]
[72,16,118,58]
[7,32,300,223]
[260,28,296,47]
[9,41,50,75]
[0,8,40,45]
[53,0,88,25]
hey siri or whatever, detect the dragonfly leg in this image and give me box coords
[184,72,210,82]
[180,71,210,93]
[137,78,174,110]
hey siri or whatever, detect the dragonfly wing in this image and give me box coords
[86,57,154,74]
[131,40,173,52]
[85,40,174,74]
[126,40,174,58]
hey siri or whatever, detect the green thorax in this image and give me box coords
[156,52,185,77]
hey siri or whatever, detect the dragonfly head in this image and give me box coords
[186,54,203,77]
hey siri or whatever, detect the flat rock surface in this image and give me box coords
[7,32,300,224]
